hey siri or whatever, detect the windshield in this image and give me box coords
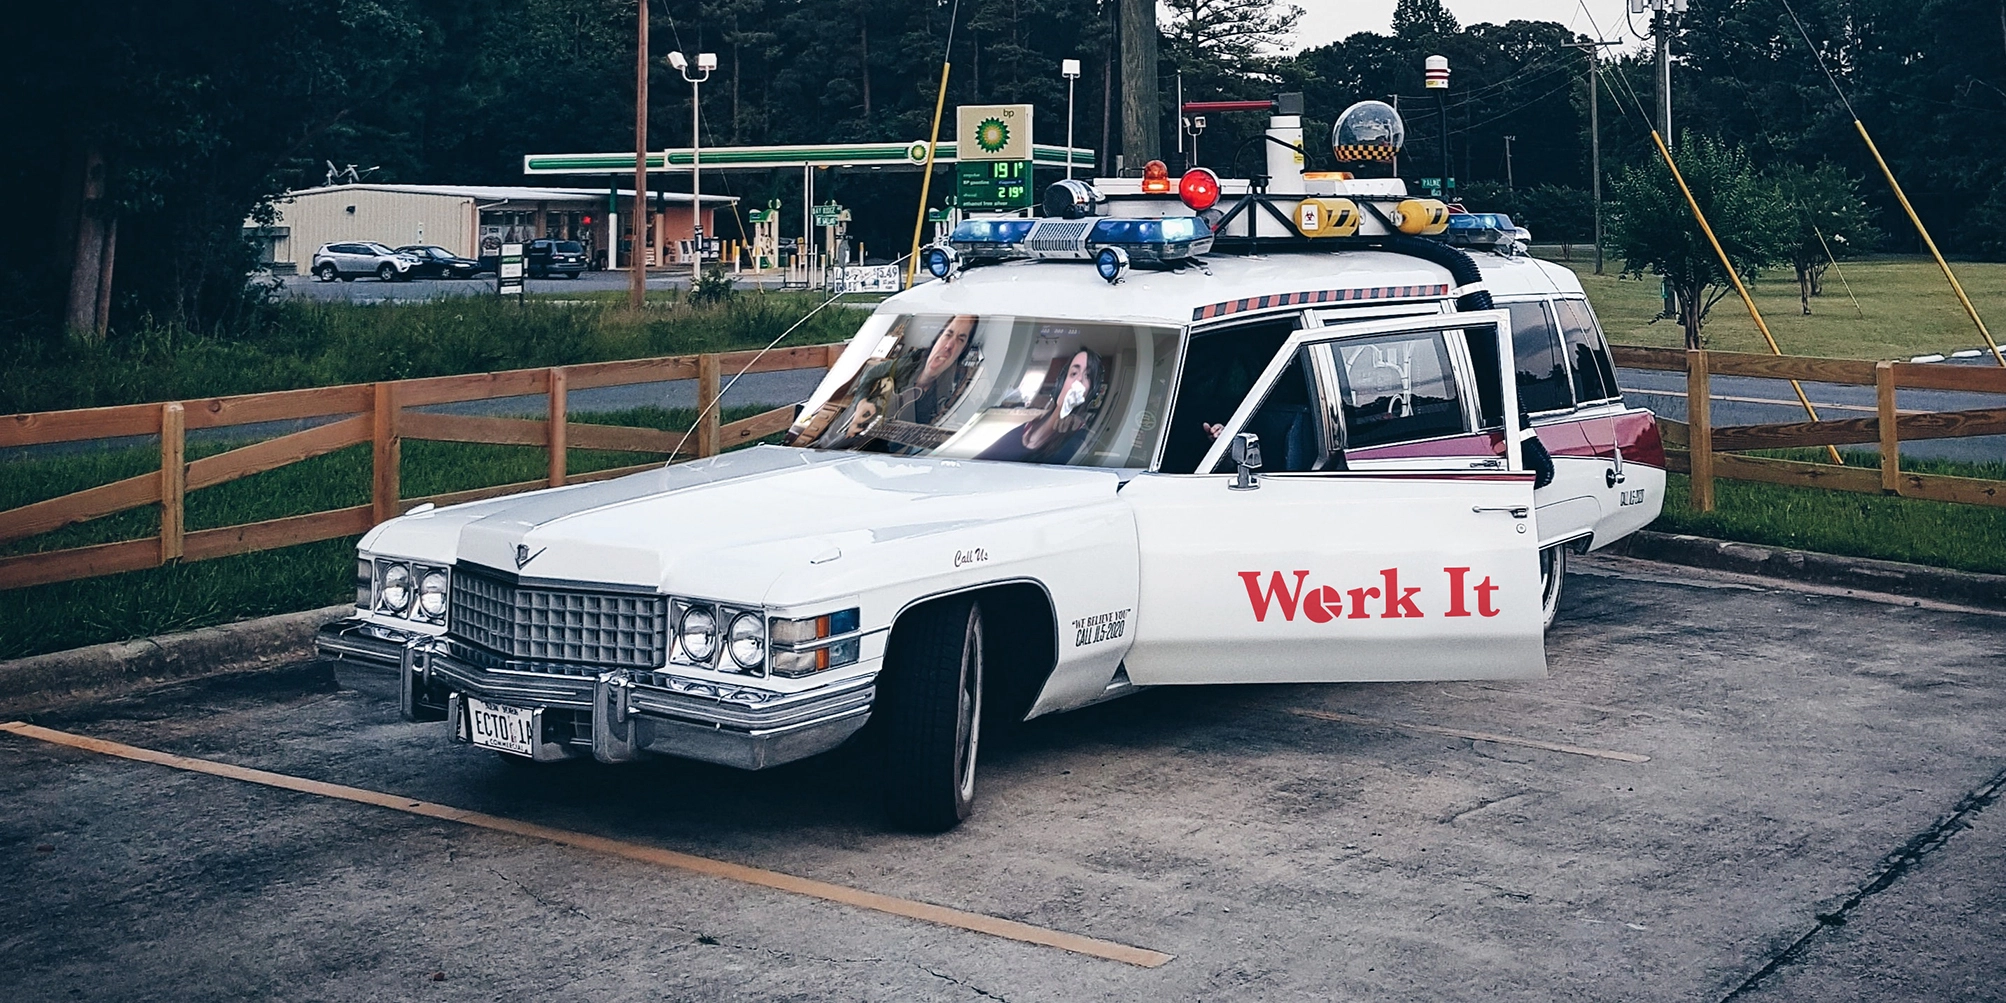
[364,242,397,255]
[788,314,1181,469]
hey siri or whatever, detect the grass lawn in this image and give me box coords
[1654,450,2006,576]
[1540,252,2006,361]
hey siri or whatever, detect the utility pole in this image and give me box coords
[1503,135,1516,189]
[1119,0,1160,167]
[1566,38,1620,274]
[1647,0,1685,139]
[1425,56,1450,197]
[630,0,648,310]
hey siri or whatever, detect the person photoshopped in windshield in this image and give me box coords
[978,349,1105,464]
[883,314,978,425]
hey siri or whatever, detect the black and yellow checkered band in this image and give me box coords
[1332,144,1398,162]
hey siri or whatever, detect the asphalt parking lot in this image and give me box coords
[4,556,2004,1002]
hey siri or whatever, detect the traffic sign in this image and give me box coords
[811,202,848,226]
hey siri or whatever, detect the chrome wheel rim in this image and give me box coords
[953,608,983,805]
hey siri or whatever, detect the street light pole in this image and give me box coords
[669,51,716,291]
[1566,38,1620,274]
[1063,59,1082,180]
[630,0,648,309]
[1425,55,1450,197]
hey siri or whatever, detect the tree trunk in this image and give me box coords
[1118,0,1160,168]
[1680,287,1702,350]
[65,145,113,344]
[1560,239,1572,261]
[1797,262,1811,315]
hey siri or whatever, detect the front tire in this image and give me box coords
[315,263,338,282]
[878,597,983,832]
[1539,544,1568,631]
[377,263,397,281]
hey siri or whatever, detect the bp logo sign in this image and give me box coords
[954,103,1032,162]
[974,118,1010,154]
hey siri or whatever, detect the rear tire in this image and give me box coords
[878,597,983,832]
[1539,544,1568,631]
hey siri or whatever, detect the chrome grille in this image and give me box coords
[447,564,667,669]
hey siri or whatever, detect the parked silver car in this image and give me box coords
[312,242,423,282]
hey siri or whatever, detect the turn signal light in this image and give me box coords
[1141,159,1172,193]
[1178,168,1221,210]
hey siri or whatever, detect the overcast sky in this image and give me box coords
[1291,1,1643,51]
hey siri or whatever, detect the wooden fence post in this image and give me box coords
[373,381,401,523]
[1876,360,1900,495]
[547,367,568,487]
[1687,348,1715,512]
[159,402,185,562]
[697,352,721,458]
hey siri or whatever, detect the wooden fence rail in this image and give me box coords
[1609,345,2006,513]
[0,343,845,591]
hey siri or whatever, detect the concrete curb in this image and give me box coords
[1608,531,2006,611]
[0,605,352,710]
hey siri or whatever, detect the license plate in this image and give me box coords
[466,697,536,757]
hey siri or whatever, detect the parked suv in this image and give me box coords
[395,245,483,279]
[312,242,422,282]
[527,239,588,278]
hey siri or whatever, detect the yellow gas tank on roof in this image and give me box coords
[1393,198,1450,235]
[1293,198,1360,238]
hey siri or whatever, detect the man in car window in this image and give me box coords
[887,314,978,425]
[978,349,1105,464]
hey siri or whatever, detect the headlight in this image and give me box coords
[727,613,765,670]
[380,564,412,612]
[679,605,719,662]
[417,570,449,619]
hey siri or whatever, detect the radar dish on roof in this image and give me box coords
[1332,100,1404,163]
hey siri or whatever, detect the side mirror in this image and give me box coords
[1229,432,1263,490]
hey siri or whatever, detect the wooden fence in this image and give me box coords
[0,343,844,591]
[1610,346,2006,512]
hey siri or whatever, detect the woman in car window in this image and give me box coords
[977,349,1105,464]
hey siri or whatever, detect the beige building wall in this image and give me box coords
[271,190,477,266]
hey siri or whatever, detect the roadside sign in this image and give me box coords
[955,104,1033,162]
[956,160,1033,212]
[927,207,952,223]
[747,208,773,223]
[812,202,846,226]
[834,264,903,294]
[497,243,524,296]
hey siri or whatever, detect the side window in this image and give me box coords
[1210,351,1324,473]
[1160,317,1300,473]
[1330,331,1468,448]
[1509,302,1575,414]
[1554,299,1619,403]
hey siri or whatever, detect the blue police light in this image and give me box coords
[1095,246,1130,284]
[1447,212,1515,232]
[922,244,960,280]
[1444,211,1521,249]
[1085,215,1213,263]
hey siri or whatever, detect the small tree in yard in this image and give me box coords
[1609,134,1790,349]
[1770,161,1879,315]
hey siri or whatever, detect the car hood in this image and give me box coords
[366,445,1121,602]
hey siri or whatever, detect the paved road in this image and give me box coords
[5,557,2004,1001]
[1619,360,2006,464]
[271,270,805,302]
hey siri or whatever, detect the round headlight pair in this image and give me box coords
[679,605,764,670]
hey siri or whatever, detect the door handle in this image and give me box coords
[1606,443,1626,489]
[1473,505,1529,518]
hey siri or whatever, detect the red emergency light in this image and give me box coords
[1141,160,1172,193]
[1179,168,1220,210]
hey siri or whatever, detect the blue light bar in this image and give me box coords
[1086,216,1213,262]
[1447,212,1515,232]
[949,218,1036,244]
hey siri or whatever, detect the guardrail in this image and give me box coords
[0,343,844,591]
[1610,346,2006,512]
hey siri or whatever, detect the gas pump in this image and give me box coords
[748,200,781,271]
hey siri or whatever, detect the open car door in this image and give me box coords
[1121,310,1546,685]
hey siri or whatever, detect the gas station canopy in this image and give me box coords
[524,141,1093,175]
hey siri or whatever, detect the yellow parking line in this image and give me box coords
[0,720,1173,969]
[1288,709,1651,763]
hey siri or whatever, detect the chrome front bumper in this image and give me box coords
[313,618,874,771]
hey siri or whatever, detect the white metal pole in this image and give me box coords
[691,76,702,288]
[1067,76,1077,179]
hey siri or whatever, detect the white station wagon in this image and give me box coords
[317,110,1663,831]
